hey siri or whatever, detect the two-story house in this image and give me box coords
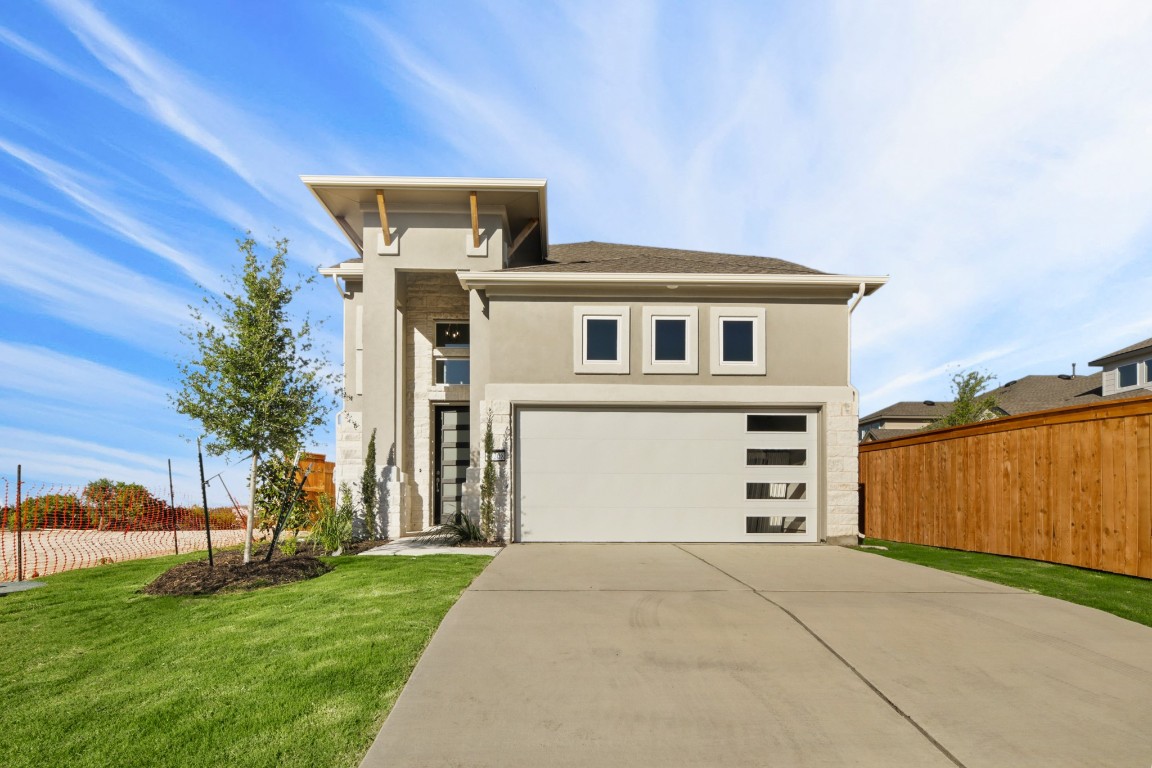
[1089,337,1152,396]
[308,176,886,544]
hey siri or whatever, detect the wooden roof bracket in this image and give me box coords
[335,215,364,253]
[375,190,392,247]
[469,191,480,248]
[509,218,539,256]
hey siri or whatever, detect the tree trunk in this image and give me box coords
[244,451,259,563]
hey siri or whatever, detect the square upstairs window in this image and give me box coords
[710,307,766,375]
[642,307,699,374]
[1118,362,1138,388]
[573,306,630,374]
[435,322,470,348]
[435,359,471,385]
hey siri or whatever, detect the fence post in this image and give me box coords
[16,464,23,582]
[168,459,178,556]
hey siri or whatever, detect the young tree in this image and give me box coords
[929,370,998,429]
[173,235,337,563]
[360,428,378,539]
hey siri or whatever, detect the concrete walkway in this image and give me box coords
[360,544,1152,768]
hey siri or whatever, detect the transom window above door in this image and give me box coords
[434,320,469,387]
[573,306,630,374]
[435,322,469,348]
[642,306,699,374]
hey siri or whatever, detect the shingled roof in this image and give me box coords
[1088,337,1152,367]
[504,241,826,275]
[986,373,1149,414]
[859,400,953,424]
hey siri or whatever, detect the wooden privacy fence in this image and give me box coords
[298,453,335,509]
[859,395,1152,578]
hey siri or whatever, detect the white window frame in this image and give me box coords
[710,307,766,375]
[642,306,698,374]
[573,306,630,374]
[1117,362,1140,390]
[433,319,470,389]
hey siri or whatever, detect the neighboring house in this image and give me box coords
[307,175,886,544]
[858,401,953,442]
[862,340,1152,443]
[1089,337,1152,397]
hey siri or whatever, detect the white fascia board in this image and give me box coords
[457,271,888,294]
[318,262,364,277]
[300,175,548,192]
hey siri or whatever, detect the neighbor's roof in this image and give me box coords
[504,241,826,276]
[861,427,921,442]
[859,400,953,424]
[986,373,1149,414]
[1088,337,1152,367]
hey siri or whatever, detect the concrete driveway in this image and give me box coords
[360,544,1152,767]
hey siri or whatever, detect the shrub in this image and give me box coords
[310,485,353,555]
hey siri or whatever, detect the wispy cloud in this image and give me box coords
[38,0,348,244]
[0,341,169,409]
[0,137,219,286]
[0,218,192,349]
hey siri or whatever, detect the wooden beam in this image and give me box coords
[469,191,480,248]
[334,215,363,252]
[376,191,392,247]
[508,218,539,256]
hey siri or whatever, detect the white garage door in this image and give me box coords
[516,408,818,542]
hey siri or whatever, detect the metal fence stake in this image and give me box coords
[168,459,178,555]
[16,464,23,582]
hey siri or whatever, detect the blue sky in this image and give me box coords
[3,1,1152,498]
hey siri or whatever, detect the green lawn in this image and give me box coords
[863,539,1152,628]
[0,551,491,768]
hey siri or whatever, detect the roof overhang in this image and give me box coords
[1088,343,1152,368]
[318,260,363,278]
[458,270,888,298]
[301,175,548,258]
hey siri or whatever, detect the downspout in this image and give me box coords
[847,281,867,314]
[848,281,866,543]
[329,274,352,299]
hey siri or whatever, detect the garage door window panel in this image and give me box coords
[747,448,806,466]
[747,482,807,500]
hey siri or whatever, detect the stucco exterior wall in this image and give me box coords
[486,296,849,386]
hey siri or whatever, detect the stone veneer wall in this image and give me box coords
[823,398,861,545]
[334,410,362,508]
[402,273,471,533]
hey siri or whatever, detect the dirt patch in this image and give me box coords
[142,550,331,596]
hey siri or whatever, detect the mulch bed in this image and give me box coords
[141,538,394,596]
[142,550,331,596]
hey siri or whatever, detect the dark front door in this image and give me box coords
[434,406,470,525]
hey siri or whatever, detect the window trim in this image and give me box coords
[573,306,630,374]
[710,307,766,375]
[641,306,699,374]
